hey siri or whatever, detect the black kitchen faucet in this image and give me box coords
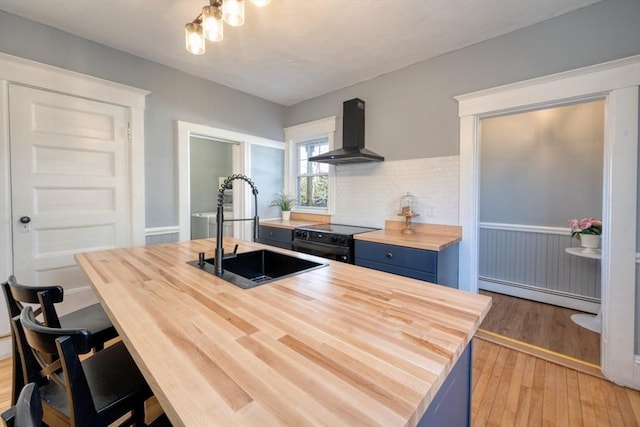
[214,174,259,275]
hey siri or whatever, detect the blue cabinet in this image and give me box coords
[355,240,458,288]
[256,225,292,250]
[418,344,472,427]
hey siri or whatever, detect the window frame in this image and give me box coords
[284,116,337,215]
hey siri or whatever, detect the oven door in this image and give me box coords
[291,239,351,263]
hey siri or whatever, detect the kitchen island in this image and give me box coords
[75,238,491,426]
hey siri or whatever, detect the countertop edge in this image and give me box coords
[354,230,462,251]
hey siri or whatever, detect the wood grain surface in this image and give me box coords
[478,290,601,366]
[354,223,462,252]
[260,212,330,229]
[471,338,640,427]
[75,238,490,427]
[259,219,326,230]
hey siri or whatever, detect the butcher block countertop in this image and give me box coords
[259,219,323,229]
[75,238,490,427]
[260,212,331,230]
[355,222,462,252]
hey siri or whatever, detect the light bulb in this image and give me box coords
[185,22,205,55]
[223,0,245,27]
[250,0,271,6]
[202,5,224,42]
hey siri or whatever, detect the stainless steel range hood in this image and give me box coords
[309,98,384,164]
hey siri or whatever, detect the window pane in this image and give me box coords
[297,175,328,207]
[296,138,329,208]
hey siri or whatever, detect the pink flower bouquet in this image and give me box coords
[568,217,602,240]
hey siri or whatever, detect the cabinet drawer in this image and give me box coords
[258,226,292,244]
[355,259,437,283]
[355,241,436,273]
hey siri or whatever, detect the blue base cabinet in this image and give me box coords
[354,241,458,288]
[256,225,292,250]
[418,344,472,427]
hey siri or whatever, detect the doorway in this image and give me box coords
[177,120,285,243]
[456,55,639,388]
[189,136,236,240]
[477,100,604,365]
[9,84,132,311]
[0,53,147,359]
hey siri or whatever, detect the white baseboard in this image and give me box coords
[145,226,180,236]
[634,355,640,390]
[479,279,600,313]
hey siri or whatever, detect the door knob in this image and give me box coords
[19,216,31,224]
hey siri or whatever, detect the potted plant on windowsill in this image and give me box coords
[568,217,602,252]
[269,192,296,221]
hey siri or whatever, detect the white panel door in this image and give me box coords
[9,84,130,311]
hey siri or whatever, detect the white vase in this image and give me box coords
[281,210,291,221]
[580,234,600,251]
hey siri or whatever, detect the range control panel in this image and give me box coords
[294,230,350,246]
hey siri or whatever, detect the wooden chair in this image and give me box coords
[1,382,43,427]
[18,306,152,427]
[2,276,118,405]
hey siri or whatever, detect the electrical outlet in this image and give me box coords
[426,205,436,216]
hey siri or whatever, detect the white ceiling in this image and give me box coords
[0,0,599,106]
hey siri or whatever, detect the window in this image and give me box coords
[296,138,329,207]
[284,116,336,215]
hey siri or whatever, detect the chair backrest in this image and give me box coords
[19,306,97,427]
[3,276,65,325]
[1,382,43,427]
[10,315,48,389]
[3,277,65,406]
[15,383,43,427]
[20,306,92,367]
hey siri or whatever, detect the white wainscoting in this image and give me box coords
[145,226,181,245]
[637,261,640,355]
[479,222,601,313]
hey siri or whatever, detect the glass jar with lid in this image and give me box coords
[398,192,419,234]
[399,192,416,216]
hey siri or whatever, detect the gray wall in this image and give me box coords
[189,137,234,214]
[480,101,604,227]
[251,145,284,219]
[285,0,639,161]
[0,10,285,228]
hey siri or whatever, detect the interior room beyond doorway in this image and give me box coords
[189,136,235,240]
[478,100,604,364]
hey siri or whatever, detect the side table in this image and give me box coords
[565,247,601,333]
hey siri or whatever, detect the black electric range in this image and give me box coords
[292,223,379,263]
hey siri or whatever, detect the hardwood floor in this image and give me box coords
[0,357,9,413]
[1,339,638,426]
[479,290,601,365]
[472,337,640,427]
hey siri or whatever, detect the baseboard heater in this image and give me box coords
[479,277,600,314]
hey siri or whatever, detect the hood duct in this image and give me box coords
[308,98,384,164]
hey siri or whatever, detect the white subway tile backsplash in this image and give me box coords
[333,156,459,228]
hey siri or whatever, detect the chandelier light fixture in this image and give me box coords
[185,0,271,55]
